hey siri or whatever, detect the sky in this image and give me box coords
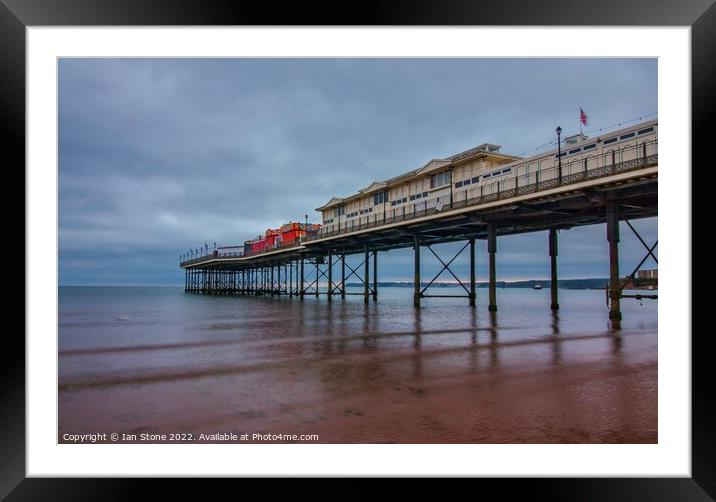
[58,58,657,285]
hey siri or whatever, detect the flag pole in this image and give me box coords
[580,106,583,136]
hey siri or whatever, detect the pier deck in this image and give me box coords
[179,150,657,328]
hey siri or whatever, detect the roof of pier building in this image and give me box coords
[315,143,521,211]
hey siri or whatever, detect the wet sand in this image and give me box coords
[58,287,657,444]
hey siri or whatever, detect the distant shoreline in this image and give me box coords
[347,278,654,290]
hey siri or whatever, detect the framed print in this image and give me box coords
[4,0,710,495]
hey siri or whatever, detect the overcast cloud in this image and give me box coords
[58,58,657,285]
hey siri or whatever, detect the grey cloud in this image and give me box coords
[59,58,657,285]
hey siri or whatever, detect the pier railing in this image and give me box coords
[180,140,657,266]
[306,141,657,242]
[180,238,307,266]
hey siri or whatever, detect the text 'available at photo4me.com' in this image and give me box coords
[61,432,321,443]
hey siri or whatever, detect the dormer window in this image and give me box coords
[430,171,451,189]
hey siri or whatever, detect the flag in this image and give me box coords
[580,107,588,126]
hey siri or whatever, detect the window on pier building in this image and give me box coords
[334,206,344,218]
[430,171,451,189]
[373,191,388,205]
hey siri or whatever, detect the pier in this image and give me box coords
[180,128,657,328]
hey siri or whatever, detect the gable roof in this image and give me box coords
[415,159,452,175]
[315,196,344,211]
[358,181,388,195]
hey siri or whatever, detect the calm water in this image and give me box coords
[58,286,657,443]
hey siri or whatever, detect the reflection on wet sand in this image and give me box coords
[59,287,657,443]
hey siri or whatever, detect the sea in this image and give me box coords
[58,286,657,443]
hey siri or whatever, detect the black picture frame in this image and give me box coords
[4,0,708,496]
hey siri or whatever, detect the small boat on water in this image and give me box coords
[533,284,543,290]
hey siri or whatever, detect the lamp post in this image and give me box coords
[556,125,563,183]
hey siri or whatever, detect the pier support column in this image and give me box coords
[277,264,281,296]
[341,253,346,299]
[328,252,333,302]
[549,228,559,310]
[300,255,305,299]
[469,238,476,306]
[372,250,378,302]
[488,224,498,312]
[607,200,622,326]
[271,265,275,296]
[413,234,421,308]
[288,261,293,297]
[364,244,370,304]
